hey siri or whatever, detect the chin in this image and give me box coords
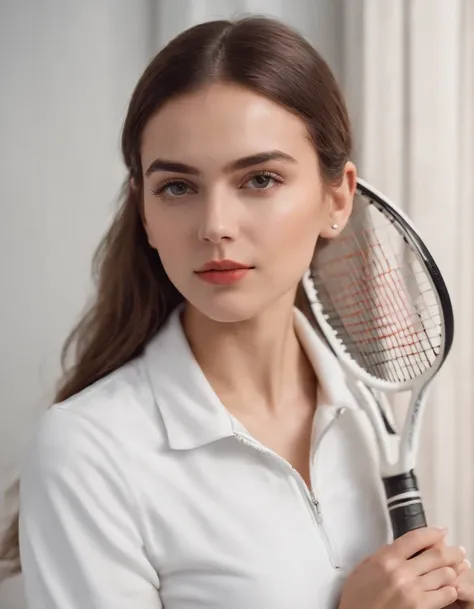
[185,292,270,324]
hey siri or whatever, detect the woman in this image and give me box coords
[3,16,473,609]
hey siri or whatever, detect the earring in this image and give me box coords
[331,224,338,230]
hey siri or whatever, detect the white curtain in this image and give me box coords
[341,0,474,554]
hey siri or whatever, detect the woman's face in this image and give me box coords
[140,83,355,322]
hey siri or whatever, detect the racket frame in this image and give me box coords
[302,177,454,477]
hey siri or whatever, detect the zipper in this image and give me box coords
[307,406,345,568]
[308,490,340,568]
[309,491,324,524]
[233,415,343,570]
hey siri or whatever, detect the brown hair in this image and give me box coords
[0,16,352,577]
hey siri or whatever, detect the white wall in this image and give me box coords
[0,1,155,606]
[154,0,344,80]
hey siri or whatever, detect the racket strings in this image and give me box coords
[311,195,442,383]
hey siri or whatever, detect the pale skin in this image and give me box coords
[139,82,473,608]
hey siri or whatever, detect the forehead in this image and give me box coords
[140,83,316,169]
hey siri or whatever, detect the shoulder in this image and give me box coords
[22,307,196,486]
[22,358,167,486]
[57,357,156,424]
[18,369,163,605]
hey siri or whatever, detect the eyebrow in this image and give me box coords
[144,150,298,177]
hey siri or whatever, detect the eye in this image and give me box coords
[152,180,196,199]
[242,171,282,192]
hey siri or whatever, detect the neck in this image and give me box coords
[182,293,316,415]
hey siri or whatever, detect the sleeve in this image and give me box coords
[19,407,162,609]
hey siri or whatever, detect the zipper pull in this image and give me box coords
[309,491,323,524]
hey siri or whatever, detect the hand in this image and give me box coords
[338,527,466,609]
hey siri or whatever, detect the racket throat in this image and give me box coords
[383,470,427,538]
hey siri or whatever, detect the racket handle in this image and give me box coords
[383,470,427,539]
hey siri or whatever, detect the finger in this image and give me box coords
[408,545,466,575]
[424,586,458,609]
[455,569,474,602]
[419,566,457,591]
[455,559,471,575]
[390,527,448,560]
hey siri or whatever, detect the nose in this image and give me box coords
[197,190,239,244]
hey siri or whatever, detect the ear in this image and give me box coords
[319,162,357,239]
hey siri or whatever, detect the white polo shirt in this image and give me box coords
[19,307,391,609]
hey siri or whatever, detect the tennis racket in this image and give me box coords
[302,178,454,539]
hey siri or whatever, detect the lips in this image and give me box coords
[195,259,251,273]
[194,260,253,285]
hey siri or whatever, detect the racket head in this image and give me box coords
[303,178,454,392]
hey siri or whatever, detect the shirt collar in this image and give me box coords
[142,306,358,451]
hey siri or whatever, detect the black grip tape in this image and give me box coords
[383,470,427,539]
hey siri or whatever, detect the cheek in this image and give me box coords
[259,192,323,261]
[143,204,191,269]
